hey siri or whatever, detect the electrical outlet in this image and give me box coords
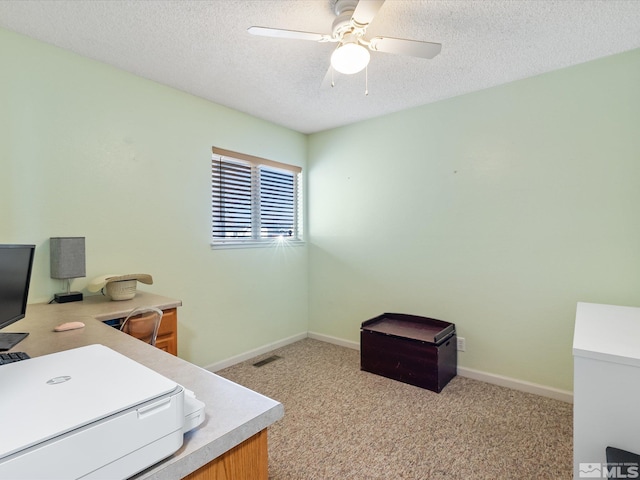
[457,337,466,352]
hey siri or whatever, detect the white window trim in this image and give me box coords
[211,147,304,249]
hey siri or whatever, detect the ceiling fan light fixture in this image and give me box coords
[330,42,370,75]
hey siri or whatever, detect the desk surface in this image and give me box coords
[5,292,284,479]
[26,291,184,322]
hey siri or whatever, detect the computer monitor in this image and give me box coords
[0,244,35,351]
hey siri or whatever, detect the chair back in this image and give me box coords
[120,307,163,346]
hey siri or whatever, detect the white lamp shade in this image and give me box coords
[331,43,370,75]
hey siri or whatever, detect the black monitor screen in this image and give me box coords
[0,244,35,330]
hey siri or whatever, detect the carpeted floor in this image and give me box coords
[216,338,573,479]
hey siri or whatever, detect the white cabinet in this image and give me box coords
[573,302,640,479]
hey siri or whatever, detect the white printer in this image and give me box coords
[0,344,205,480]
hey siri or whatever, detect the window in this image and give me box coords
[211,147,303,248]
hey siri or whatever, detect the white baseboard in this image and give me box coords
[307,331,359,350]
[457,366,573,403]
[206,331,574,403]
[205,332,307,372]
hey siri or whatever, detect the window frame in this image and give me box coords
[211,147,303,249]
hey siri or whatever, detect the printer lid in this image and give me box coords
[0,344,179,460]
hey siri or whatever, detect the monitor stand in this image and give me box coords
[0,332,29,351]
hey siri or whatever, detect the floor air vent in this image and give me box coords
[253,355,281,367]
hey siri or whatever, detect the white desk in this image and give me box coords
[5,293,283,479]
[573,302,640,479]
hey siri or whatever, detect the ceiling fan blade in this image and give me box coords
[368,37,442,59]
[351,0,386,26]
[248,26,330,42]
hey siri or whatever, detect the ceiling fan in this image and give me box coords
[248,0,441,84]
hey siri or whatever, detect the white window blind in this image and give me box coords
[211,147,302,247]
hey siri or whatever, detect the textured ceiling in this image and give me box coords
[1,0,639,134]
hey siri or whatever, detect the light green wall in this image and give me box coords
[307,48,640,391]
[4,25,639,392]
[0,28,308,366]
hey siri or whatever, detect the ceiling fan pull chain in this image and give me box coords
[364,65,369,96]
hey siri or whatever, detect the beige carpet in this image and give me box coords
[217,338,572,479]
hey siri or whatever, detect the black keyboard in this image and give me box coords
[0,351,30,365]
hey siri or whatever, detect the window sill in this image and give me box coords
[210,239,306,250]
